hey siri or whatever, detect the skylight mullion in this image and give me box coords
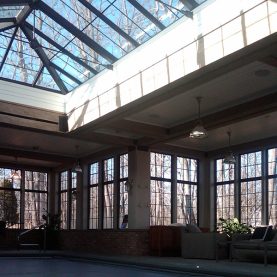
[127,0,166,31]
[24,22,98,75]
[50,62,82,85]
[0,27,18,73]
[21,24,68,93]
[38,1,117,63]
[110,1,154,40]
[32,64,43,86]
[82,22,127,59]
[52,53,90,81]
[50,0,128,59]
[78,0,139,48]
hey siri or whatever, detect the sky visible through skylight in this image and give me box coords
[0,0,206,93]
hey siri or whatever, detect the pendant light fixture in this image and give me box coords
[190,97,208,139]
[73,145,82,173]
[11,157,21,180]
[223,131,236,164]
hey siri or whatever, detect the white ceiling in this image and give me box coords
[126,61,277,127]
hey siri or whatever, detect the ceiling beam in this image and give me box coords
[20,24,68,94]
[78,0,139,48]
[0,0,35,5]
[38,1,117,63]
[16,4,33,24]
[0,18,15,23]
[32,64,44,86]
[137,91,277,146]
[69,129,134,146]
[107,119,168,138]
[0,21,16,32]
[24,22,98,75]
[127,0,165,30]
[0,27,18,73]
[0,147,75,163]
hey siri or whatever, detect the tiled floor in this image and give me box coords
[0,250,276,277]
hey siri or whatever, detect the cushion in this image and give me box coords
[185,224,202,233]
[251,225,272,241]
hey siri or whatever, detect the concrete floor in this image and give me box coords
[0,257,219,277]
[0,250,276,277]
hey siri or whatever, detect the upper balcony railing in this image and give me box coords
[66,0,276,130]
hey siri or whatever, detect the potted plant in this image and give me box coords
[218,218,252,240]
[42,212,61,250]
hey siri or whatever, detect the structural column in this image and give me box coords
[128,148,150,229]
[199,155,211,230]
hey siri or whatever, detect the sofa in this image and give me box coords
[181,230,228,259]
[231,227,277,265]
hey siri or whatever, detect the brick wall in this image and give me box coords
[58,229,150,256]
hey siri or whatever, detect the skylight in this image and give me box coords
[0,0,205,94]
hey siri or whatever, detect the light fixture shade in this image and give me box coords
[12,170,21,180]
[73,163,82,173]
[190,123,208,139]
[223,153,236,164]
[223,131,236,164]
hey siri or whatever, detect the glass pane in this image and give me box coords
[150,180,171,225]
[36,67,59,90]
[89,186,98,229]
[24,191,47,229]
[103,158,114,182]
[268,148,277,176]
[103,183,114,229]
[90,162,99,185]
[0,29,42,84]
[150,152,171,179]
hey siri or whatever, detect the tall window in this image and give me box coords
[70,172,77,229]
[240,151,262,226]
[177,157,198,224]
[215,159,235,224]
[60,171,68,229]
[119,154,128,228]
[89,162,99,229]
[0,168,21,228]
[268,148,277,226]
[24,171,48,229]
[150,152,171,225]
[103,158,114,229]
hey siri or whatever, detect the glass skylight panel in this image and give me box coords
[45,0,127,59]
[0,6,24,18]
[57,71,78,91]
[0,29,41,84]
[0,29,13,63]
[68,37,110,70]
[102,3,151,45]
[0,0,206,93]
[138,0,181,26]
[36,67,59,90]
[26,11,74,48]
[112,0,160,38]
[51,54,92,83]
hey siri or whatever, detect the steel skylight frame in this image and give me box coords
[0,0,205,94]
